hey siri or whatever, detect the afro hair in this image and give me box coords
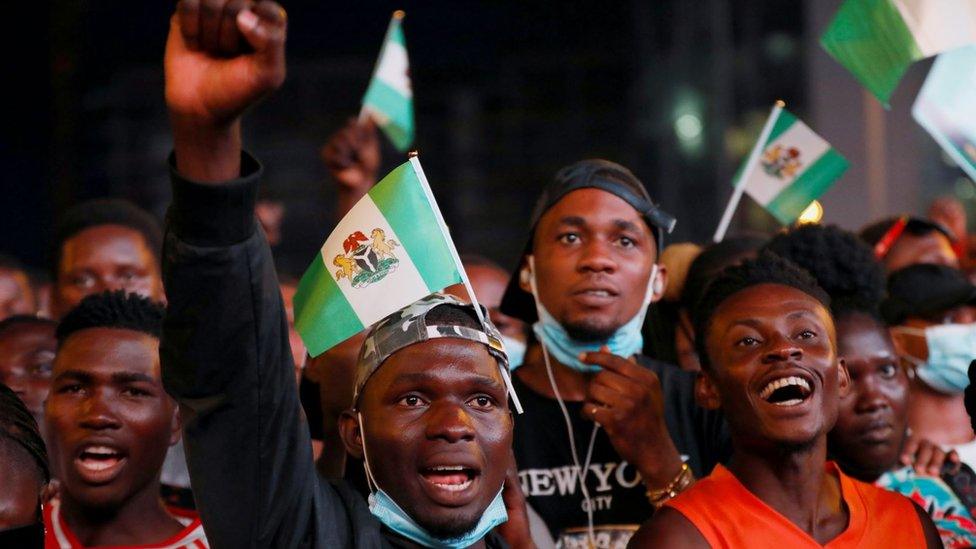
[764,224,885,319]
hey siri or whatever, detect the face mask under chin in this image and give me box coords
[526,257,657,372]
[357,413,508,548]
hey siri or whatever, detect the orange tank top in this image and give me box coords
[665,461,924,548]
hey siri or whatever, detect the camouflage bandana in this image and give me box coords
[353,293,510,402]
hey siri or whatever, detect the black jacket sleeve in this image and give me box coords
[160,153,358,548]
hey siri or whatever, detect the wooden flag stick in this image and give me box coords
[713,100,785,242]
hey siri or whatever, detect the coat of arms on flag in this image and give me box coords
[294,157,463,356]
[714,102,849,241]
[333,229,401,288]
[761,145,803,180]
[738,105,848,226]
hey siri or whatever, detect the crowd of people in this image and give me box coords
[3,2,976,548]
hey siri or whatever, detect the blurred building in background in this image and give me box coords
[1,0,971,275]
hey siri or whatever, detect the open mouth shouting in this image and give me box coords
[419,464,481,506]
[74,443,128,485]
[758,375,813,407]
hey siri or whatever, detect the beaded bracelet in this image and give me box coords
[646,463,695,509]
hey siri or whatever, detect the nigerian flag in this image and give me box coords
[294,157,462,356]
[737,105,849,226]
[821,0,976,107]
[362,11,414,152]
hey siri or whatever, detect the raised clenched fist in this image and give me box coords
[165,0,287,128]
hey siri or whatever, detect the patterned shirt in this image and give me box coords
[44,498,209,549]
[877,464,976,549]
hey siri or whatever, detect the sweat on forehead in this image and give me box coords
[692,251,831,369]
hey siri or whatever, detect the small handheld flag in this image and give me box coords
[820,0,976,107]
[714,102,849,241]
[913,44,976,184]
[294,157,460,356]
[361,11,415,152]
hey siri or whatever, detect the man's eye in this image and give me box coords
[122,387,151,397]
[558,233,580,244]
[880,363,898,378]
[796,330,817,340]
[468,395,496,410]
[30,362,53,377]
[736,337,759,347]
[73,275,95,289]
[398,395,427,407]
[59,384,83,394]
[617,236,636,248]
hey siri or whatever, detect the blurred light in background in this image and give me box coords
[673,87,705,157]
[798,200,824,224]
[675,113,703,141]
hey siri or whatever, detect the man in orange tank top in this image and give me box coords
[629,252,941,548]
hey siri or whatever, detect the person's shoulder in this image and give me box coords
[635,355,694,387]
[628,506,709,548]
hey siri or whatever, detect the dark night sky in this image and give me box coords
[0,1,807,274]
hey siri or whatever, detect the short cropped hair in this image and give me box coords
[56,290,164,346]
[50,199,162,279]
[692,251,830,371]
[0,382,49,483]
[764,224,885,320]
[681,235,767,313]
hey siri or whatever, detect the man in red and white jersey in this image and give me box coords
[43,291,208,548]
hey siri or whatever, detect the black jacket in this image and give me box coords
[160,153,506,549]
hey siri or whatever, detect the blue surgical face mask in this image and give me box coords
[368,487,508,549]
[896,323,976,394]
[527,257,657,372]
[358,414,508,548]
[500,335,526,370]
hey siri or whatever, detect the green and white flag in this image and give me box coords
[362,11,415,152]
[821,0,976,107]
[913,44,976,183]
[715,103,848,241]
[294,157,461,356]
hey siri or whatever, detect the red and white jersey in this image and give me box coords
[45,498,209,549]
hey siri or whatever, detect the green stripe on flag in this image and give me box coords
[820,0,922,107]
[369,163,461,292]
[363,79,414,152]
[390,20,405,46]
[294,256,364,356]
[765,149,849,225]
[765,109,795,144]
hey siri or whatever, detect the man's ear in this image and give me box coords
[649,264,668,304]
[169,402,184,447]
[339,409,364,460]
[518,256,533,293]
[695,372,722,410]
[837,357,852,398]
